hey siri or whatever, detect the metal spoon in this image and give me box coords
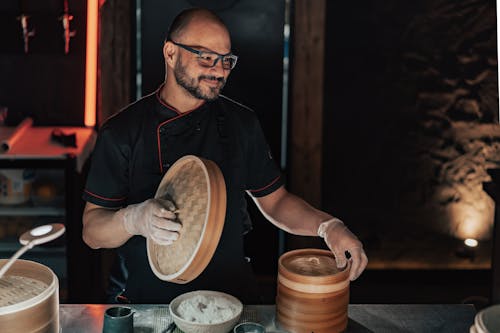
[0,223,65,279]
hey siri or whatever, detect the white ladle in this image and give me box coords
[0,223,65,279]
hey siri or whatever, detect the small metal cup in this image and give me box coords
[102,306,134,333]
[234,322,266,333]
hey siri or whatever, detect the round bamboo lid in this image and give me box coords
[281,250,341,276]
[278,249,350,294]
[147,155,227,284]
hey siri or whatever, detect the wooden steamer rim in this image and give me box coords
[147,155,227,284]
[276,248,351,333]
[0,259,58,316]
[278,248,350,293]
[0,259,60,333]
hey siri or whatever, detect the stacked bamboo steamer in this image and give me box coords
[147,155,227,284]
[0,259,59,333]
[276,249,350,333]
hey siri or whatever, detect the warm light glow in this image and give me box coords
[464,238,478,247]
[84,0,98,127]
[445,187,494,240]
[85,304,107,328]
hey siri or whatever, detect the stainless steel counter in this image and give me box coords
[60,303,476,332]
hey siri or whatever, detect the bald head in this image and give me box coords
[161,8,233,105]
[166,8,228,42]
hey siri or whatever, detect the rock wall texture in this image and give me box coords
[323,0,499,241]
[398,0,499,239]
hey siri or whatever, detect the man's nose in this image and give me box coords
[210,57,226,74]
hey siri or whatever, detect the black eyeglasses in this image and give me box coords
[170,40,238,70]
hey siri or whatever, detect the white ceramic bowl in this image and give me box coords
[169,290,243,333]
[470,304,500,333]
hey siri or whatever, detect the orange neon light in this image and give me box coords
[84,0,98,127]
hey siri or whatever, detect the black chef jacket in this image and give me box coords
[82,87,283,303]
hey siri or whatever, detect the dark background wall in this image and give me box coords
[323,0,498,305]
[324,0,499,246]
[0,0,86,126]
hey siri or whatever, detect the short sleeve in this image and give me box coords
[82,124,129,208]
[245,115,283,197]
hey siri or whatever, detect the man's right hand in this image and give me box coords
[122,198,182,245]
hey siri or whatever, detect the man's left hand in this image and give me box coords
[318,218,368,281]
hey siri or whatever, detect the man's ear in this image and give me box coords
[163,41,176,67]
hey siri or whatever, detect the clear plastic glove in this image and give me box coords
[318,218,368,281]
[122,198,181,245]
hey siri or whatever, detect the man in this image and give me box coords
[82,8,367,304]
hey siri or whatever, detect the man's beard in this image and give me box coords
[174,57,226,101]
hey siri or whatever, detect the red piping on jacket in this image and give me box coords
[84,189,126,201]
[248,175,281,193]
[155,87,182,115]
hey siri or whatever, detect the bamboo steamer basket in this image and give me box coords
[0,259,59,333]
[276,248,350,333]
[147,155,227,284]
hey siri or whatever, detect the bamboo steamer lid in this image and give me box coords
[147,155,227,284]
[276,248,350,333]
[0,259,59,333]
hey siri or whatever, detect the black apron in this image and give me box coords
[111,100,262,304]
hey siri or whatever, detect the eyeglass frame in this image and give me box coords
[169,40,238,70]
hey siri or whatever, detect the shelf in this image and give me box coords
[0,128,96,302]
[0,206,65,217]
[0,239,66,255]
[0,242,68,284]
[0,196,65,217]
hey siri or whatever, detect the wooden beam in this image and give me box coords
[99,0,131,125]
[289,0,326,208]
